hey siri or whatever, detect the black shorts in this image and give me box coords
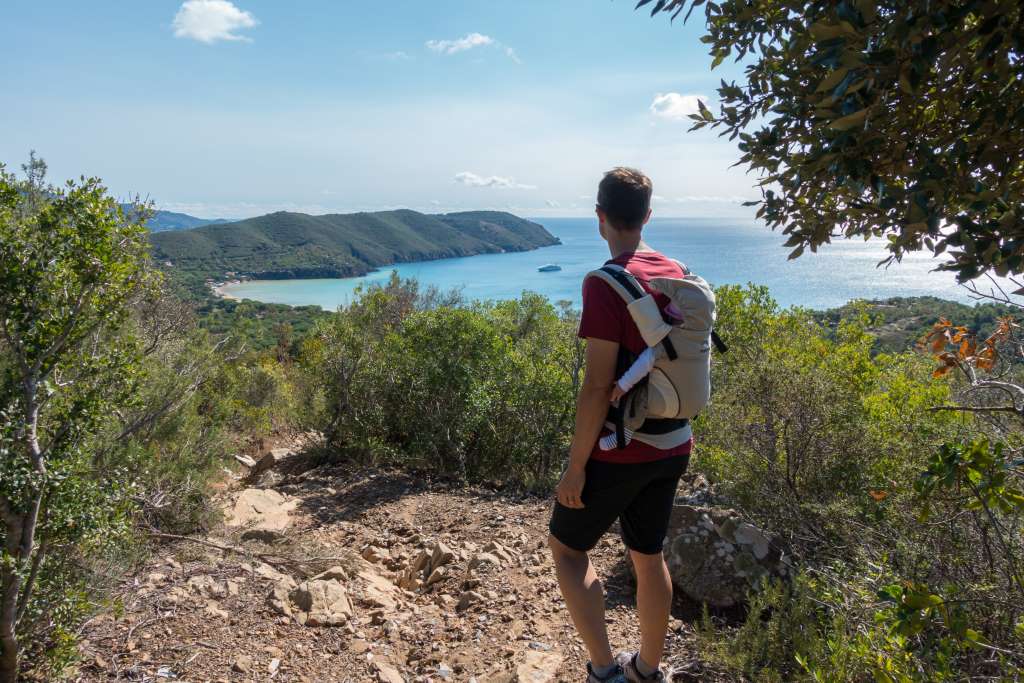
[548,454,689,555]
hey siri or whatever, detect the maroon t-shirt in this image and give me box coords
[578,250,694,464]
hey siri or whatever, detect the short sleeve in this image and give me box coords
[578,276,625,343]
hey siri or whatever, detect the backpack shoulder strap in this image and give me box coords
[584,264,647,303]
[586,265,680,361]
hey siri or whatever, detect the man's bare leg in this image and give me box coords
[630,549,673,672]
[549,535,614,668]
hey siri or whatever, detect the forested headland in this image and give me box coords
[150,209,559,287]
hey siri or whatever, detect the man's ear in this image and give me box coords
[642,207,653,227]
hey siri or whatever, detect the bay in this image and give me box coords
[220,217,982,310]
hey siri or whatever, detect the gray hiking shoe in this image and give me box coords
[615,652,673,682]
[586,662,628,683]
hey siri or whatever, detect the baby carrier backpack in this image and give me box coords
[585,262,726,449]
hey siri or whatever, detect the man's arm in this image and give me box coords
[555,337,619,508]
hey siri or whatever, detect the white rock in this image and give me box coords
[515,650,563,682]
[373,661,405,683]
[468,552,502,570]
[289,579,353,626]
[225,488,298,531]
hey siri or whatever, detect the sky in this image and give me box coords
[0,1,758,219]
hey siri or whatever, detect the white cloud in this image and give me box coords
[454,171,536,190]
[426,32,494,55]
[172,0,257,44]
[426,33,521,62]
[383,51,411,61]
[545,199,560,208]
[650,92,708,121]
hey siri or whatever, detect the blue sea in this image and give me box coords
[220,217,983,310]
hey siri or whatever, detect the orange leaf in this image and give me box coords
[869,490,889,501]
[933,365,953,378]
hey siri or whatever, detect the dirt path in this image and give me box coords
[76,456,723,682]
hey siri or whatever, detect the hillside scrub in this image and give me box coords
[303,274,583,487]
[307,277,1023,680]
[696,286,1023,680]
[0,159,307,679]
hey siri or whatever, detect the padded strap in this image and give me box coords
[586,264,646,302]
[587,265,679,360]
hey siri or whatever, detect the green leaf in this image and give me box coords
[697,98,715,121]
[809,21,858,41]
[829,109,868,131]
[816,66,851,93]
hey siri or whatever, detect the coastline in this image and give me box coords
[210,240,563,305]
[211,280,243,301]
[205,218,992,311]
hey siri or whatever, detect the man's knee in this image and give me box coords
[629,548,668,578]
[549,534,586,562]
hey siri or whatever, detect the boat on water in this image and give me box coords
[537,264,562,273]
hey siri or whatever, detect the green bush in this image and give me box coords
[692,285,1023,680]
[304,275,582,487]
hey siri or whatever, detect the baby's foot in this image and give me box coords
[599,430,633,451]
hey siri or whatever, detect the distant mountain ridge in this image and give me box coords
[149,209,560,280]
[121,205,230,232]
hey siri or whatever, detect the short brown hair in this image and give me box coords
[597,167,653,230]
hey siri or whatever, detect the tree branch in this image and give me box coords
[926,405,1024,415]
[147,532,354,573]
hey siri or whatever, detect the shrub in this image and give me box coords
[693,285,1023,680]
[0,157,150,681]
[304,276,582,487]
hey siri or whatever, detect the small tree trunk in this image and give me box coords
[0,392,46,683]
[0,512,24,683]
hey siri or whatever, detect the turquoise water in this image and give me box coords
[221,217,979,310]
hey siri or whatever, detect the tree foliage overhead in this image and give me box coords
[639,0,1024,282]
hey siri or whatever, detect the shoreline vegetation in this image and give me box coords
[210,279,244,301]
[204,267,1018,357]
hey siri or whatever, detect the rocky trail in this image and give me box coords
[75,443,760,682]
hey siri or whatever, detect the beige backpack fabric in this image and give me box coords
[585,263,723,449]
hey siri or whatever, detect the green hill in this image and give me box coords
[149,209,560,280]
[121,205,229,232]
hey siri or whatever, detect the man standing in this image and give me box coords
[549,168,691,683]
